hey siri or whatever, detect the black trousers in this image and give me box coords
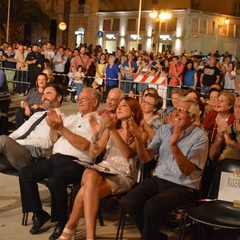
[123,176,198,240]
[18,153,85,223]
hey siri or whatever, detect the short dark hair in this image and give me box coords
[45,83,64,105]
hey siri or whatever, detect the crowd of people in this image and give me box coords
[0,41,240,240]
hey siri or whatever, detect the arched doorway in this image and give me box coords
[75,27,85,48]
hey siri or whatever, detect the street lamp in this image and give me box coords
[149,10,172,53]
[6,0,11,42]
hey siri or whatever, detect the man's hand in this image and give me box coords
[31,104,39,110]
[24,106,31,116]
[46,109,63,131]
[101,113,116,131]
[169,126,182,146]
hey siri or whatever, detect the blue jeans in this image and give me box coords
[123,176,198,240]
[73,83,83,97]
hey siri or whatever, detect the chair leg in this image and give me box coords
[98,200,105,226]
[115,206,126,240]
[22,212,28,226]
[178,209,187,240]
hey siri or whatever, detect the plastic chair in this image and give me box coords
[179,159,240,240]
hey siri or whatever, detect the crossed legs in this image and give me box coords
[61,169,112,239]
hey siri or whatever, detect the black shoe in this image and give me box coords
[49,223,65,240]
[29,211,50,234]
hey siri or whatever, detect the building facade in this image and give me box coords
[33,0,240,57]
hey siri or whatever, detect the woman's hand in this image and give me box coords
[128,118,142,140]
[224,132,235,146]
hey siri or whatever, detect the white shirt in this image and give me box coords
[53,53,67,72]
[9,108,63,149]
[53,111,100,163]
[224,70,236,90]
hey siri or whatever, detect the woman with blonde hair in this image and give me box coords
[42,67,54,83]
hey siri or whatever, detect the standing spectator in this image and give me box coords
[105,55,119,97]
[2,46,16,92]
[72,65,85,102]
[183,59,198,90]
[114,48,123,65]
[95,53,106,85]
[42,42,55,68]
[234,63,240,96]
[15,44,28,95]
[136,58,150,94]
[200,57,220,97]
[71,46,91,74]
[168,55,184,86]
[0,66,8,93]
[224,62,236,92]
[25,44,45,89]
[120,52,137,94]
[53,47,67,85]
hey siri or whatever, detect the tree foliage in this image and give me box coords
[0,0,50,43]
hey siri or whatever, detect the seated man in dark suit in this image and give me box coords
[18,88,102,240]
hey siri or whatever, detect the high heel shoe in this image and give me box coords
[57,227,76,240]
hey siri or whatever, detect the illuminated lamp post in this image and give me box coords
[149,10,172,53]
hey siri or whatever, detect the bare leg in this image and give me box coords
[59,169,112,239]
[83,169,112,239]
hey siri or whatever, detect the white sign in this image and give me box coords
[218,172,240,202]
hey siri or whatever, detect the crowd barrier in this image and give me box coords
[0,65,183,109]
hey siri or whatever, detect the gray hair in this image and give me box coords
[178,96,200,121]
[82,87,102,107]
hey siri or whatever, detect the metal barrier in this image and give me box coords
[89,73,181,109]
[1,66,29,85]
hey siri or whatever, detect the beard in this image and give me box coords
[42,99,55,109]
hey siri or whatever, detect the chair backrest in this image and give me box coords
[208,159,240,199]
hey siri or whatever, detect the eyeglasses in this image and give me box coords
[173,107,190,115]
[78,97,95,102]
[141,99,154,107]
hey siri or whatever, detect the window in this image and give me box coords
[208,21,215,35]
[200,20,206,34]
[112,19,120,31]
[127,19,136,31]
[236,25,240,37]
[167,18,177,32]
[192,19,199,32]
[140,18,146,31]
[191,0,200,10]
[218,25,227,37]
[228,24,235,38]
[233,1,240,16]
[103,19,111,31]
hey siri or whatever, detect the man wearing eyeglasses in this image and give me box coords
[125,96,208,240]
[18,88,102,240]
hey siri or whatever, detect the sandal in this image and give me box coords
[57,227,76,240]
